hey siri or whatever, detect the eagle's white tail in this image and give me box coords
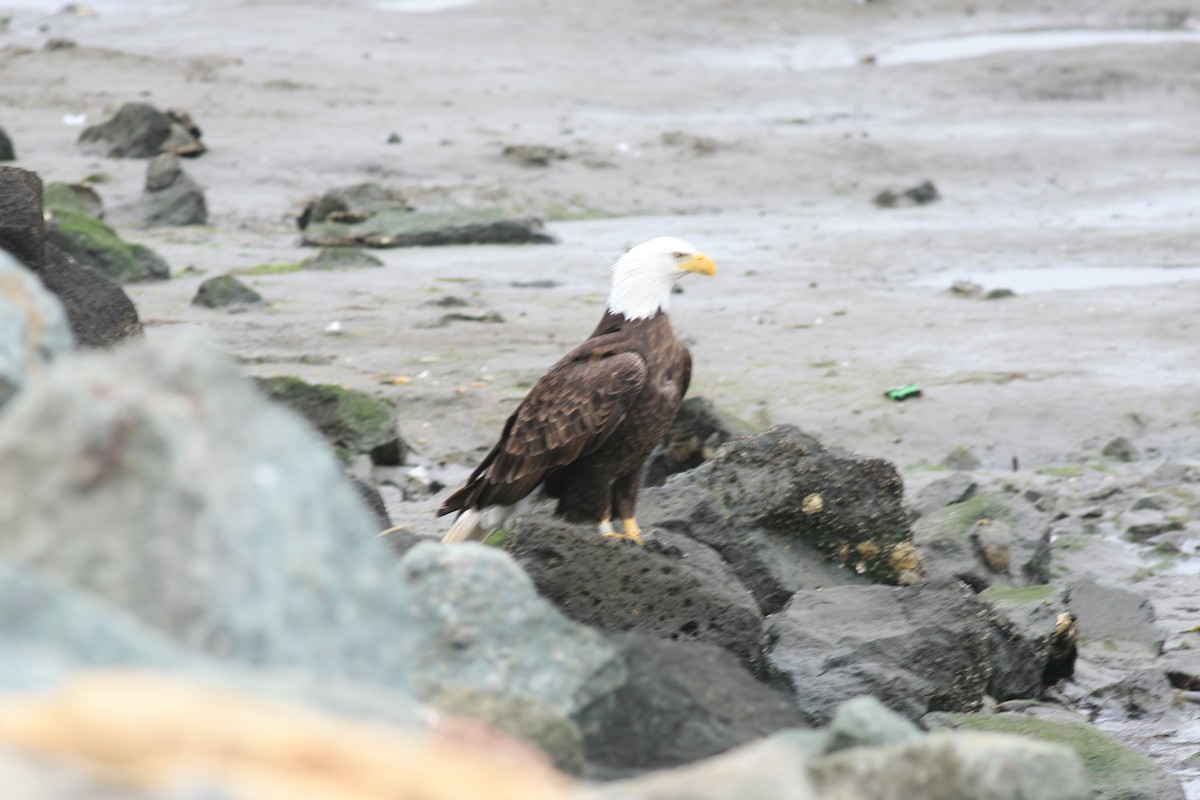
[443,508,489,543]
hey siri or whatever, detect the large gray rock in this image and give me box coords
[1067,577,1165,653]
[925,713,1185,800]
[639,482,871,615]
[0,167,142,347]
[116,154,208,227]
[0,333,412,680]
[506,515,765,668]
[77,103,204,159]
[764,580,995,724]
[302,207,555,248]
[808,731,1089,800]
[913,493,1052,590]
[396,541,625,770]
[667,426,922,594]
[0,250,73,410]
[584,633,807,775]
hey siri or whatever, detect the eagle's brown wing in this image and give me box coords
[437,339,647,515]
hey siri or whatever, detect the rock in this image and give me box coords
[924,713,1185,800]
[1085,668,1179,720]
[950,279,983,297]
[0,168,143,347]
[591,735,818,800]
[0,672,579,800]
[503,144,570,166]
[1067,577,1165,654]
[821,696,923,754]
[0,748,148,800]
[873,180,940,208]
[764,580,994,724]
[397,542,626,764]
[638,481,872,616]
[1121,509,1183,542]
[1102,435,1140,462]
[1160,648,1200,691]
[299,182,410,229]
[0,334,413,679]
[256,375,404,463]
[941,445,982,470]
[583,633,807,774]
[808,731,1089,800]
[302,207,555,248]
[116,154,208,227]
[44,187,170,283]
[977,584,1075,699]
[42,181,104,219]
[301,247,384,270]
[669,425,922,589]
[191,274,264,309]
[0,127,13,161]
[661,130,720,155]
[505,515,765,668]
[909,471,977,517]
[0,250,73,410]
[644,396,750,487]
[912,493,1052,590]
[346,474,392,531]
[77,102,204,159]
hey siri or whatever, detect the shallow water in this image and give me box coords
[877,28,1200,65]
[916,266,1200,294]
[375,0,480,12]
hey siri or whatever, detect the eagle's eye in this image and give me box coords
[671,251,688,261]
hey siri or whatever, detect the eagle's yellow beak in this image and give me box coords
[680,252,717,277]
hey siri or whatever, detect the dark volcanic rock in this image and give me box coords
[192,274,263,309]
[0,167,143,347]
[77,103,204,159]
[644,396,750,488]
[302,208,555,248]
[912,493,1052,590]
[505,514,765,668]
[639,482,870,615]
[667,426,922,590]
[0,126,14,161]
[909,471,978,518]
[256,375,404,463]
[977,584,1075,700]
[584,633,807,774]
[116,154,208,227]
[764,580,994,723]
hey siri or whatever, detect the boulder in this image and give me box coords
[644,396,749,487]
[115,154,208,227]
[301,247,384,270]
[978,584,1077,700]
[43,182,169,283]
[0,127,13,161]
[396,542,626,768]
[908,471,977,518]
[505,515,765,668]
[0,250,73,410]
[302,207,555,248]
[192,274,264,309]
[664,426,922,596]
[924,713,1186,800]
[256,375,404,464]
[584,633,807,774]
[42,181,104,219]
[912,493,1052,590]
[1067,577,1165,654]
[0,334,413,680]
[764,580,995,723]
[77,103,204,159]
[638,482,871,615]
[299,182,411,228]
[808,731,1089,800]
[0,168,142,347]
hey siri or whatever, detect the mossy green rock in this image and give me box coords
[925,713,1185,800]
[302,208,555,248]
[256,376,400,462]
[192,275,263,308]
[913,493,1052,588]
[43,184,169,283]
[300,247,384,270]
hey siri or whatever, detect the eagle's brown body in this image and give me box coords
[437,308,690,529]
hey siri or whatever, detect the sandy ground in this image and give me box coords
[2,0,1200,790]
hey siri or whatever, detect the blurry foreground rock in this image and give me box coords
[114,154,208,227]
[0,250,73,410]
[299,182,555,247]
[256,374,406,464]
[0,167,143,346]
[77,102,205,159]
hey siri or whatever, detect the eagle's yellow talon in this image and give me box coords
[601,517,644,546]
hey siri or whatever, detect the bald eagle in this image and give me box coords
[437,236,716,544]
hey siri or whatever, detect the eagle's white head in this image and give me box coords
[606,236,717,320]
